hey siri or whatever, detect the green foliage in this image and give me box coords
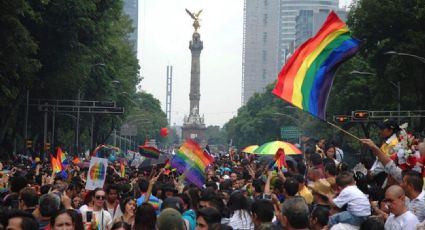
[205,125,226,145]
[0,0,141,154]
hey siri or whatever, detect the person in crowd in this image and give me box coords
[4,209,39,230]
[3,175,27,209]
[283,177,299,200]
[179,193,197,230]
[196,207,222,230]
[18,187,38,214]
[307,167,322,186]
[105,185,120,219]
[157,208,185,230]
[251,199,275,230]
[323,144,339,165]
[50,209,75,230]
[309,206,329,230]
[80,188,113,230]
[133,203,156,230]
[308,179,333,210]
[324,163,337,191]
[110,221,131,230]
[227,191,254,230]
[331,139,344,163]
[327,171,370,227]
[294,174,313,205]
[371,119,400,175]
[280,197,310,230]
[400,170,425,222]
[359,217,384,230]
[136,179,162,215]
[35,193,61,230]
[113,197,135,226]
[384,185,419,230]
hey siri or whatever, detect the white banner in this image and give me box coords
[85,157,108,190]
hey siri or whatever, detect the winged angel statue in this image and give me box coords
[185,9,203,32]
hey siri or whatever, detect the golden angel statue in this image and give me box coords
[185,9,203,32]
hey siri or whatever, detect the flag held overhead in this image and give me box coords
[273,11,361,120]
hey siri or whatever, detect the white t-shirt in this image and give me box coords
[81,208,113,230]
[385,211,419,230]
[330,223,360,230]
[333,185,371,217]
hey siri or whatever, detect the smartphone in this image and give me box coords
[86,211,93,222]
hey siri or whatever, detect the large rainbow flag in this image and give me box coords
[273,11,361,120]
[171,139,214,188]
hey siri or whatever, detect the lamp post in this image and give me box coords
[385,51,425,64]
[350,70,401,121]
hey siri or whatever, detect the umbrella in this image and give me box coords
[254,141,302,155]
[241,145,259,154]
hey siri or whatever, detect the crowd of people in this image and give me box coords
[1,119,425,230]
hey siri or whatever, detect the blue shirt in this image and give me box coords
[136,194,162,215]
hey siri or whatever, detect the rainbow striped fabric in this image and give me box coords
[89,161,106,181]
[120,159,125,177]
[171,139,214,188]
[273,11,361,120]
[139,145,160,159]
[50,154,62,173]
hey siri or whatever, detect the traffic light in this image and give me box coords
[26,140,32,149]
[334,115,351,123]
[44,143,51,152]
[352,110,370,120]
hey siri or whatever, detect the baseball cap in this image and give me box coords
[161,197,185,213]
[157,208,185,230]
[377,119,400,131]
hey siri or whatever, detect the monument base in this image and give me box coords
[181,124,207,144]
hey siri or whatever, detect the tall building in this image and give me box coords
[242,0,343,105]
[123,0,138,53]
[295,9,347,47]
[242,0,280,104]
[277,0,339,72]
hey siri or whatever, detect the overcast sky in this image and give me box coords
[137,0,353,127]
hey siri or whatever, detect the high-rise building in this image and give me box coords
[123,0,138,53]
[295,9,347,47]
[242,0,280,104]
[242,0,342,105]
[277,0,339,71]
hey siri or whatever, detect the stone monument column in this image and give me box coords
[189,32,203,115]
[182,9,206,144]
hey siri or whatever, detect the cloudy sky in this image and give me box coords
[137,0,353,127]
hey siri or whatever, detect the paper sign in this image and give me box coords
[85,157,108,190]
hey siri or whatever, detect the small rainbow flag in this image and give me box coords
[50,154,62,173]
[120,159,125,177]
[171,139,214,188]
[273,11,361,120]
[72,155,81,165]
[139,145,160,159]
[274,148,287,169]
[57,147,68,168]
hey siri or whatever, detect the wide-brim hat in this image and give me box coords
[308,179,333,197]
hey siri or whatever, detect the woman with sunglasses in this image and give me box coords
[81,188,113,230]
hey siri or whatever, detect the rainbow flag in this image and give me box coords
[171,139,214,188]
[72,156,81,165]
[89,161,106,181]
[139,145,160,159]
[57,147,68,168]
[274,148,287,169]
[50,154,62,173]
[273,11,361,120]
[120,159,125,177]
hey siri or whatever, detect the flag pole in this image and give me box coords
[326,121,361,141]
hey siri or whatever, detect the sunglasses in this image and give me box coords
[95,196,106,200]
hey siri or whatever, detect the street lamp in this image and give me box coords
[350,70,401,121]
[385,51,425,64]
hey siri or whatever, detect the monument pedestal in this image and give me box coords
[182,110,206,144]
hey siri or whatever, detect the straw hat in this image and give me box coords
[308,179,333,197]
